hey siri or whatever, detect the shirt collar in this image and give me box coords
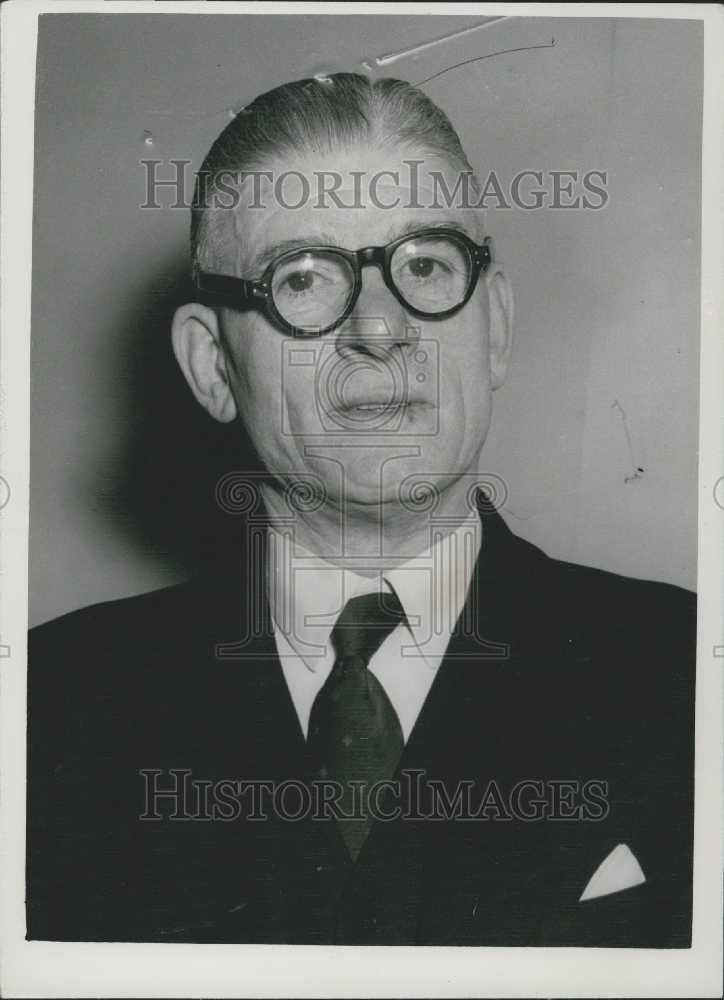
[267,510,481,672]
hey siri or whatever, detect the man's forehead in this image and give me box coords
[246,216,475,270]
[235,208,481,276]
[217,150,483,274]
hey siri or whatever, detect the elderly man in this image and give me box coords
[27,74,695,946]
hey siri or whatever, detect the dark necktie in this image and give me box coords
[307,591,407,860]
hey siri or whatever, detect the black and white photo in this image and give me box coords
[1,4,722,997]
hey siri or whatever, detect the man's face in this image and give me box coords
[182,143,512,513]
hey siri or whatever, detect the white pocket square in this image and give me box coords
[579,843,646,902]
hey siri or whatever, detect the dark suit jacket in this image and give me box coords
[26,504,696,946]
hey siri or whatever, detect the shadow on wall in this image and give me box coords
[95,254,259,579]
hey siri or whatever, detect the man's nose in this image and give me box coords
[335,267,419,357]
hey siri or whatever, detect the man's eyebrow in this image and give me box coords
[387,219,472,240]
[249,220,475,273]
[251,232,342,273]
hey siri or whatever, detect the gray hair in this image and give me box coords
[191,73,478,277]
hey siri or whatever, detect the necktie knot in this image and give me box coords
[330,591,406,665]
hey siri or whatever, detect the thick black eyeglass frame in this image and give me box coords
[195,228,493,337]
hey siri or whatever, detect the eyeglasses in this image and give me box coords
[195,228,493,337]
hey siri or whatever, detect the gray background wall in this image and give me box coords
[30,14,702,627]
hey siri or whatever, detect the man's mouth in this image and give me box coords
[338,398,432,414]
[350,401,409,412]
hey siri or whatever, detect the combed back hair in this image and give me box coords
[190,73,478,277]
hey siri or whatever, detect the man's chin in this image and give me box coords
[318,446,461,510]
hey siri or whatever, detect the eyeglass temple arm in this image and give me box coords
[195,272,265,304]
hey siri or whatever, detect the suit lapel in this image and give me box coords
[395,498,523,775]
[349,499,579,941]
[201,512,355,876]
[198,511,305,766]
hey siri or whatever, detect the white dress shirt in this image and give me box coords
[267,512,482,742]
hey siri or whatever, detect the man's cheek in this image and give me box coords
[437,350,469,404]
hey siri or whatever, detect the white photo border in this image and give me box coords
[1,3,721,997]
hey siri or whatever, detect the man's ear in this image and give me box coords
[485,265,514,390]
[171,303,237,423]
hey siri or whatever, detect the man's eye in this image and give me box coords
[283,270,316,294]
[275,265,339,298]
[407,257,437,279]
[400,256,449,281]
